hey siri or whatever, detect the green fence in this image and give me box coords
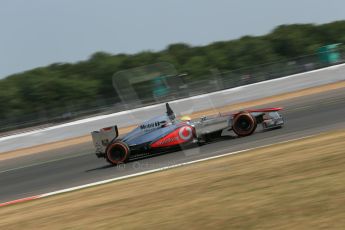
[0,52,344,133]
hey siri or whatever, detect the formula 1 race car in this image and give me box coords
[91,103,284,165]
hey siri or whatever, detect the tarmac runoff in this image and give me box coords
[0,80,344,161]
[0,132,325,207]
[0,85,344,209]
[1,129,344,230]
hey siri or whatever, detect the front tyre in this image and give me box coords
[232,112,257,137]
[106,141,130,165]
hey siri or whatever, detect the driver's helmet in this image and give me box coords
[180,115,192,123]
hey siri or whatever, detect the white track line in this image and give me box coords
[0,134,315,207]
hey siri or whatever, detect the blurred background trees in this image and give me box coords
[1,21,345,123]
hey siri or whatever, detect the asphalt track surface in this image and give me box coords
[1,88,345,203]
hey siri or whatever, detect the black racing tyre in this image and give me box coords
[106,141,130,165]
[232,112,257,137]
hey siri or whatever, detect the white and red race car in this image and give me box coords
[92,103,284,165]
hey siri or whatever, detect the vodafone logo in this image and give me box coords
[151,126,194,148]
[179,126,193,140]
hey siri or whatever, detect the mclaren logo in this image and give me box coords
[179,126,192,140]
[140,121,166,131]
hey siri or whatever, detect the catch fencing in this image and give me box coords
[0,52,343,133]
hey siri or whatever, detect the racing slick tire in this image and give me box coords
[106,141,130,165]
[232,112,257,137]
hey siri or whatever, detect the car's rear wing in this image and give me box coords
[91,125,119,155]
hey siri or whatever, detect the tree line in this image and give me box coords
[1,21,345,123]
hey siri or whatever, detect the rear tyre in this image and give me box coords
[232,112,257,137]
[106,141,130,165]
